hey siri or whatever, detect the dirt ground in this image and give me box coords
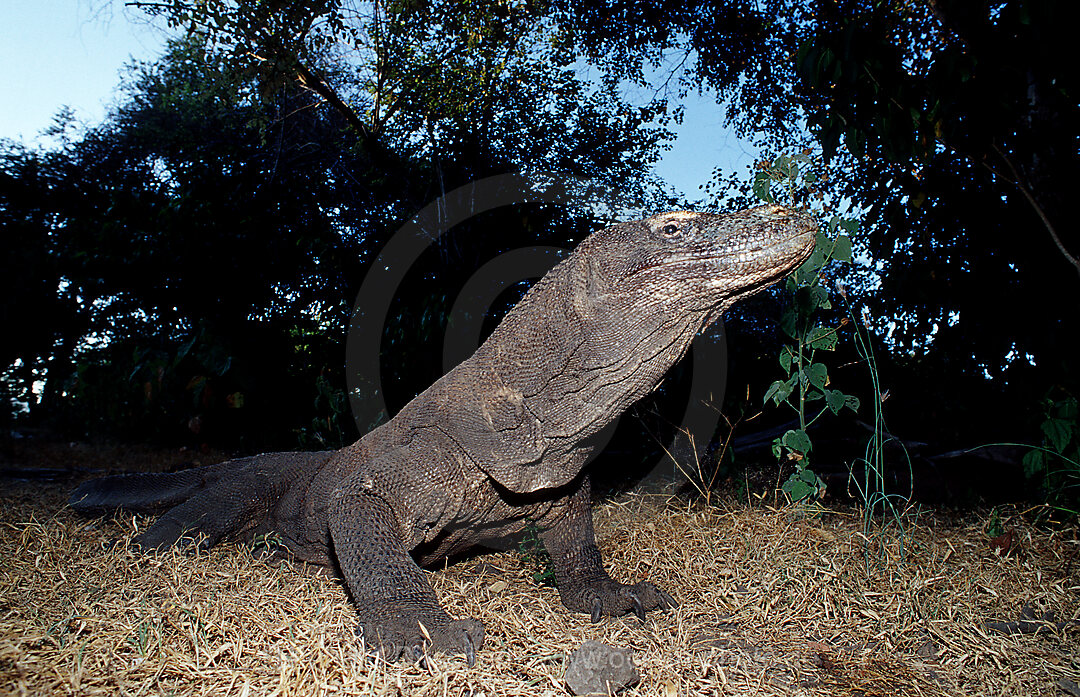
[1,440,1077,696]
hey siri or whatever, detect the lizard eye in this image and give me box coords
[661,223,681,238]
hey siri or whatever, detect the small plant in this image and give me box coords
[839,287,914,545]
[128,618,162,658]
[985,508,1004,538]
[754,153,913,560]
[252,531,285,557]
[1022,391,1080,520]
[659,411,739,507]
[754,153,859,502]
[518,520,556,587]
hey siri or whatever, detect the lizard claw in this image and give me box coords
[357,616,482,664]
[658,589,678,610]
[570,580,677,621]
[463,633,476,667]
[590,597,603,623]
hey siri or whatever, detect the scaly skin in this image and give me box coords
[71,204,816,664]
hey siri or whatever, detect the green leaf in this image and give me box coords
[811,285,832,311]
[782,473,816,501]
[752,172,774,203]
[805,362,828,390]
[771,437,784,459]
[1022,449,1045,478]
[780,308,798,339]
[798,241,828,278]
[844,395,861,412]
[779,346,794,373]
[782,428,812,454]
[795,284,830,315]
[1053,397,1078,421]
[198,343,233,376]
[825,388,847,414]
[831,234,853,263]
[1042,418,1072,453]
[173,333,198,368]
[808,325,838,351]
[764,378,795,406]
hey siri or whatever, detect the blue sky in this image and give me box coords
[0,0,759,200]
[0,1,164,141]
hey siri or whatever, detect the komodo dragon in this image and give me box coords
[70,204,815,664]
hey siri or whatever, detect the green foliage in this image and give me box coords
[783,1,1080,438]
[756,152,912,547]
[297,374,351,450]
[517,519,556,587]
[985,508,1004,539]
[6,0,1072,480]
[756,154,857,502]
[252,531,285,556]
[1021,391,1080,518]
[130,0,672,205]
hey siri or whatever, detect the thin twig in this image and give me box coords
[990,143,1080,278]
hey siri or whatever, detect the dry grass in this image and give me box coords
[1,444,1078,696]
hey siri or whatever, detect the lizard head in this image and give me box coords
[595,204,817,317]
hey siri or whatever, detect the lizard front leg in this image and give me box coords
[540,474,677,622]
[327,482,483,664]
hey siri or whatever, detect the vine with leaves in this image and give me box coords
[753,153,859,502]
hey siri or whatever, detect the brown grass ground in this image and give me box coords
[1,441,1077,696]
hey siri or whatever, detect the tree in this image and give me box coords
[2,38,393,443]
[126,0,673,201]
[0,135,84,423]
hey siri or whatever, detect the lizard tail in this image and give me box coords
[68,462,231,514]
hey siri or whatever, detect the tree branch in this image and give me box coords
[990,143,1080,279]
[291,60,372,141]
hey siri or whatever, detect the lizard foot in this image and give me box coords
[357,617,485,666]
[571,580,678,623]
